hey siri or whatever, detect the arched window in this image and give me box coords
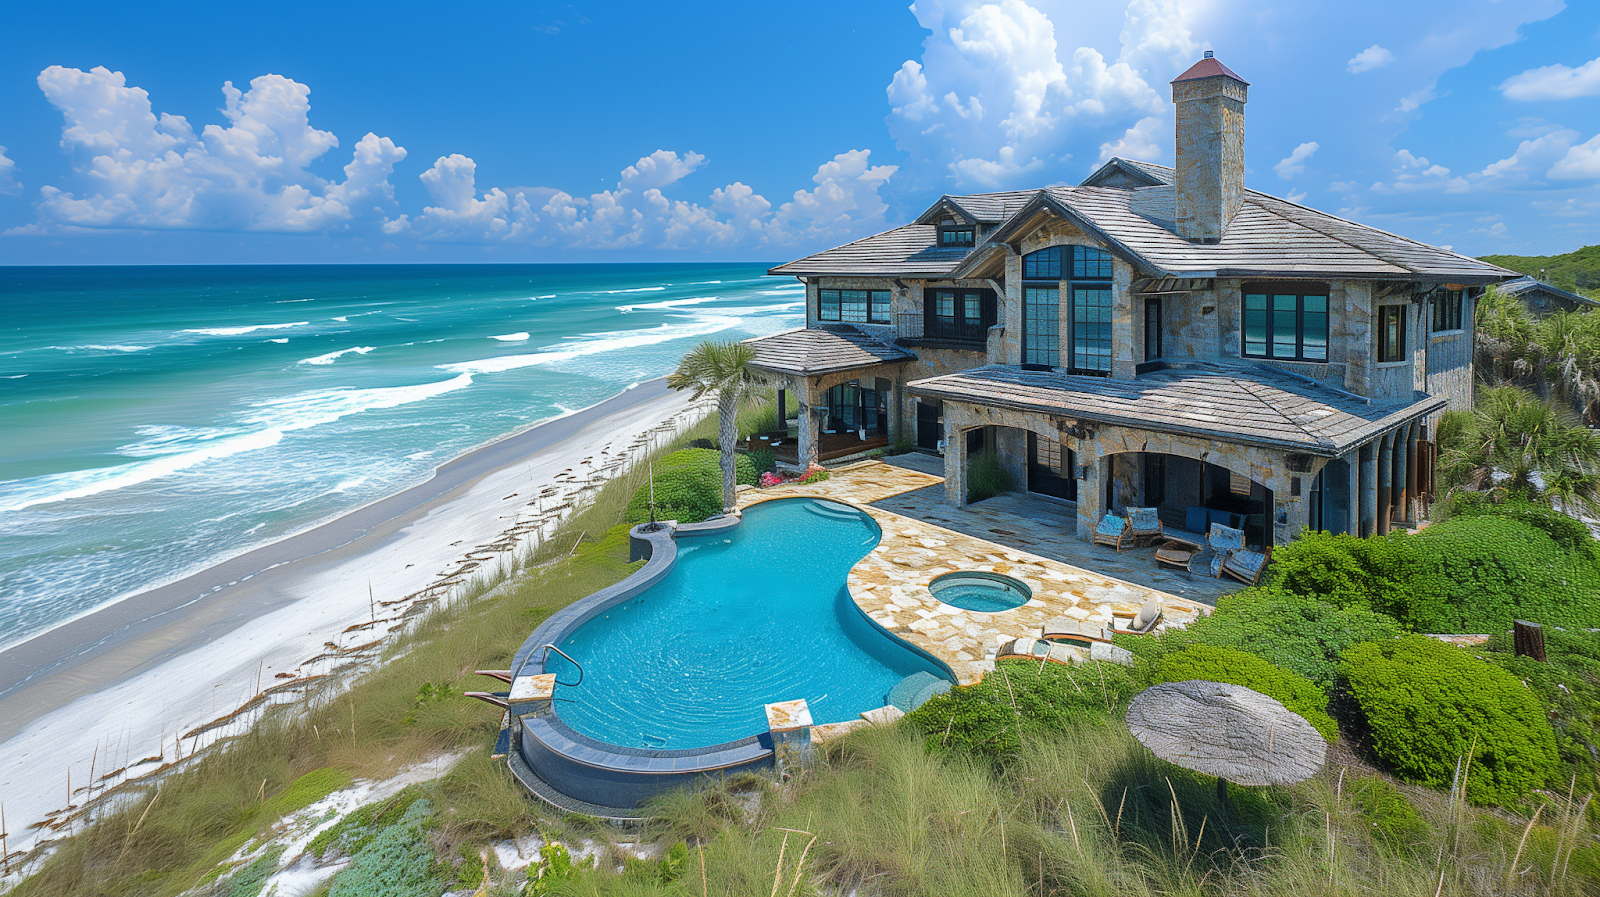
[1021,245,1114,374]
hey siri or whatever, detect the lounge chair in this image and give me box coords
[1106,597,1164,635]
[1126,506,1164,545]
[1093,513,1132,551]
[1221,546,1273,585]
[1205,522,1246,578]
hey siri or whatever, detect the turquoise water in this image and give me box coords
[0,264,802,651]
[930,574,1029,613]
[549,499,951,750]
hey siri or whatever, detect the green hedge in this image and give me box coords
[1139,588,1401,690]
[1479,627,1600,796]
[1145,644,1338,740]
[624,449,756,524]
[1341,635,1560,806]
[904,660,1135,765]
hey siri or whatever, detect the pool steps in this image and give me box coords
[886,671,952,712]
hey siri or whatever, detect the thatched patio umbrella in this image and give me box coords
[1125,680,1328,804]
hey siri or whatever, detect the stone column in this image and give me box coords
[797,402,820,470]
[943,422,968,507]
[887,378,903,446]
[1076,452,1104,540]
[1358,442,1377,538]
[1377,433,1394,537]
[1394,422,1412,526]
[1405,424,1420,524]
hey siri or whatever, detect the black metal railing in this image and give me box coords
[895,313,988,346]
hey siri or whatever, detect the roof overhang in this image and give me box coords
[952,192,1160,280]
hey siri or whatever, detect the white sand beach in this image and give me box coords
[0,378,706,859]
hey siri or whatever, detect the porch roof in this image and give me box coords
[907,363,1445,455]
[743,325,915,378]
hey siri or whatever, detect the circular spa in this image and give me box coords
[517,498,954,811]
[928,571,1031,613]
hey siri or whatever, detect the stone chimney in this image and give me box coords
[1171,51,1249,244]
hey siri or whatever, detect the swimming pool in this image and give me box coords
[543,498,951,751]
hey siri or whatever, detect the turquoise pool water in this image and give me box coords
[548,498,951,750]
[929,571,1030,613]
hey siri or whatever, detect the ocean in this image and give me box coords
[0,263,803,652]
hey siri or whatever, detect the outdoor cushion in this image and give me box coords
[1132,597,1163,630]
[1226,549,1268,577]
[1208,522,1245,553]
[1096,514,1128,537]
[1184,505,1208,533]
[1127,507,1162,532]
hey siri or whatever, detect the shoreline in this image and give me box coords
[0,376,705,852]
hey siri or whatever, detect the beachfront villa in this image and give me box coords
[487,53,1516,816]
[747,52,1513,549]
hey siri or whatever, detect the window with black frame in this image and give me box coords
[1378,305,1406,362]
[1022,245,1114,374]
[938,226,975,247]
[1241,284,1329,362]
[924,288,993,344]
[1432,289,1464,332]
[818,288,891,324]
[1027,432,1077,501]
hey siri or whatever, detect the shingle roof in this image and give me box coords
[743,326,915,377]
[908,363,1444,455]
[767,224,971,277]
[1172,56,1249,85]
[1499,276,1599,308]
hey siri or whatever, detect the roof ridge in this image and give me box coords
[1228,375,1330,449]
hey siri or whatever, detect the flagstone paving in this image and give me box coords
[740,460,1213,686]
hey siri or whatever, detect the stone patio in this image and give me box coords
[739,458,1217,686]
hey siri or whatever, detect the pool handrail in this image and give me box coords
[541,643,585,687]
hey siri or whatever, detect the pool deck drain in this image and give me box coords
[740,460,1210,687]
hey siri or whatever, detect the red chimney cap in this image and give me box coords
[1171,53,1249,86]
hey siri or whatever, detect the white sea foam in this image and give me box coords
[533,294,556,299]
[437,317,738,376]
[490,332,531,341]
[298,346,375,365]
[332,316,349,322]
[78,344,151,353]
[268,338,290,344]
[0,373,474,513]
[598,286,667,294]
[327,477,368,494]
[182,321,310,337]
[3,374,27,379]
[405,450,435,460]
[615,296,717,313]
[691,280,723,284]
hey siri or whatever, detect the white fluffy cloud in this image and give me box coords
[1375,148,1467,193]
[32,66,405,232]
[1479,128,1582,184]
[1347,45,1395,74]
[396,148,896,251]
[1550,134,1600,179]
[887,0,1198,189]
[1499,57,1600,101]
[0,146,19,196]
[1273,141,1319,179]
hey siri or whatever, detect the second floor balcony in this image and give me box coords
[896,313,990,349]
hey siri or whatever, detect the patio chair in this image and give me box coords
[1105,597,1164,636]
[1126,506,1163,545]
[1093,513,1132,551]
[1221,545,1274,585]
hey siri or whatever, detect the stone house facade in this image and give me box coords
[747,53,1513,548]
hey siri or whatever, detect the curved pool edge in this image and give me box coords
[500,497,942,813]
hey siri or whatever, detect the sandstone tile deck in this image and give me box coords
[739,460,1211,686]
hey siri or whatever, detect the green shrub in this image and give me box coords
[223,845,284,897]
[1147,587,1402,689]
[1348,777,1431,854]
[746,447,775,474]
[1449,494,1599,559]
[1341,635,1560,806]
[624,449,754,524]
[326,799,444,897]
[904,660,1135,765]
[1480,627,1600,796]
[1146,644,1338,740]
[797,466,830,485]
[1404,514,1600,632]
[967,450,1013,502]
[1265,531,1422,625]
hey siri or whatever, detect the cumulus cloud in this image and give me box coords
[1375,148,1467,193]
[1273,142,1319,179]
[0,146,19,195]
[1550,134,1600,179]
[887,0,1197,189]
[1347,45,1395,74]
[31,66,405,233]
[1478,128,1582,183]
[1499,57,1600,101]
[395,148,896,251]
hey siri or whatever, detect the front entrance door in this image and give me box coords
[916,401,941,451]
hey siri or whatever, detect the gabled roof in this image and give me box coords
[1172,56,1249,85]
[743,326,914,377]
[1498,276,1599,308]
[770,157,1514,284]
[908,363,1444,456]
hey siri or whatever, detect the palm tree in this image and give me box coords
[1439,385,1600,515]
[667,340,766,513]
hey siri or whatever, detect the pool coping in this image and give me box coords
[504,497,946,810]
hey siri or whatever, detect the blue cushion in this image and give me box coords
[1127,507,1161,532]
[1096,514,1126,537]
[1208,522,1245,552]
[1184,506,1208,533]
[1227,549,1268,576]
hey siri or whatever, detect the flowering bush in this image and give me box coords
[758,471,785,487]
[798,465,831,485]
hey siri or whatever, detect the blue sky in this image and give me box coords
[0,0,1596,265]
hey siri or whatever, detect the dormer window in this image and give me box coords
[938,225,975,248]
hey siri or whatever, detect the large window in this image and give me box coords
[1432,289,1464,332]
[1378,305,1407,362]
[819,288,891,324]
[938,226,975,247]
[924,288,994,344]
[1242,284,1329,362]
[1022,245,1114,374]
